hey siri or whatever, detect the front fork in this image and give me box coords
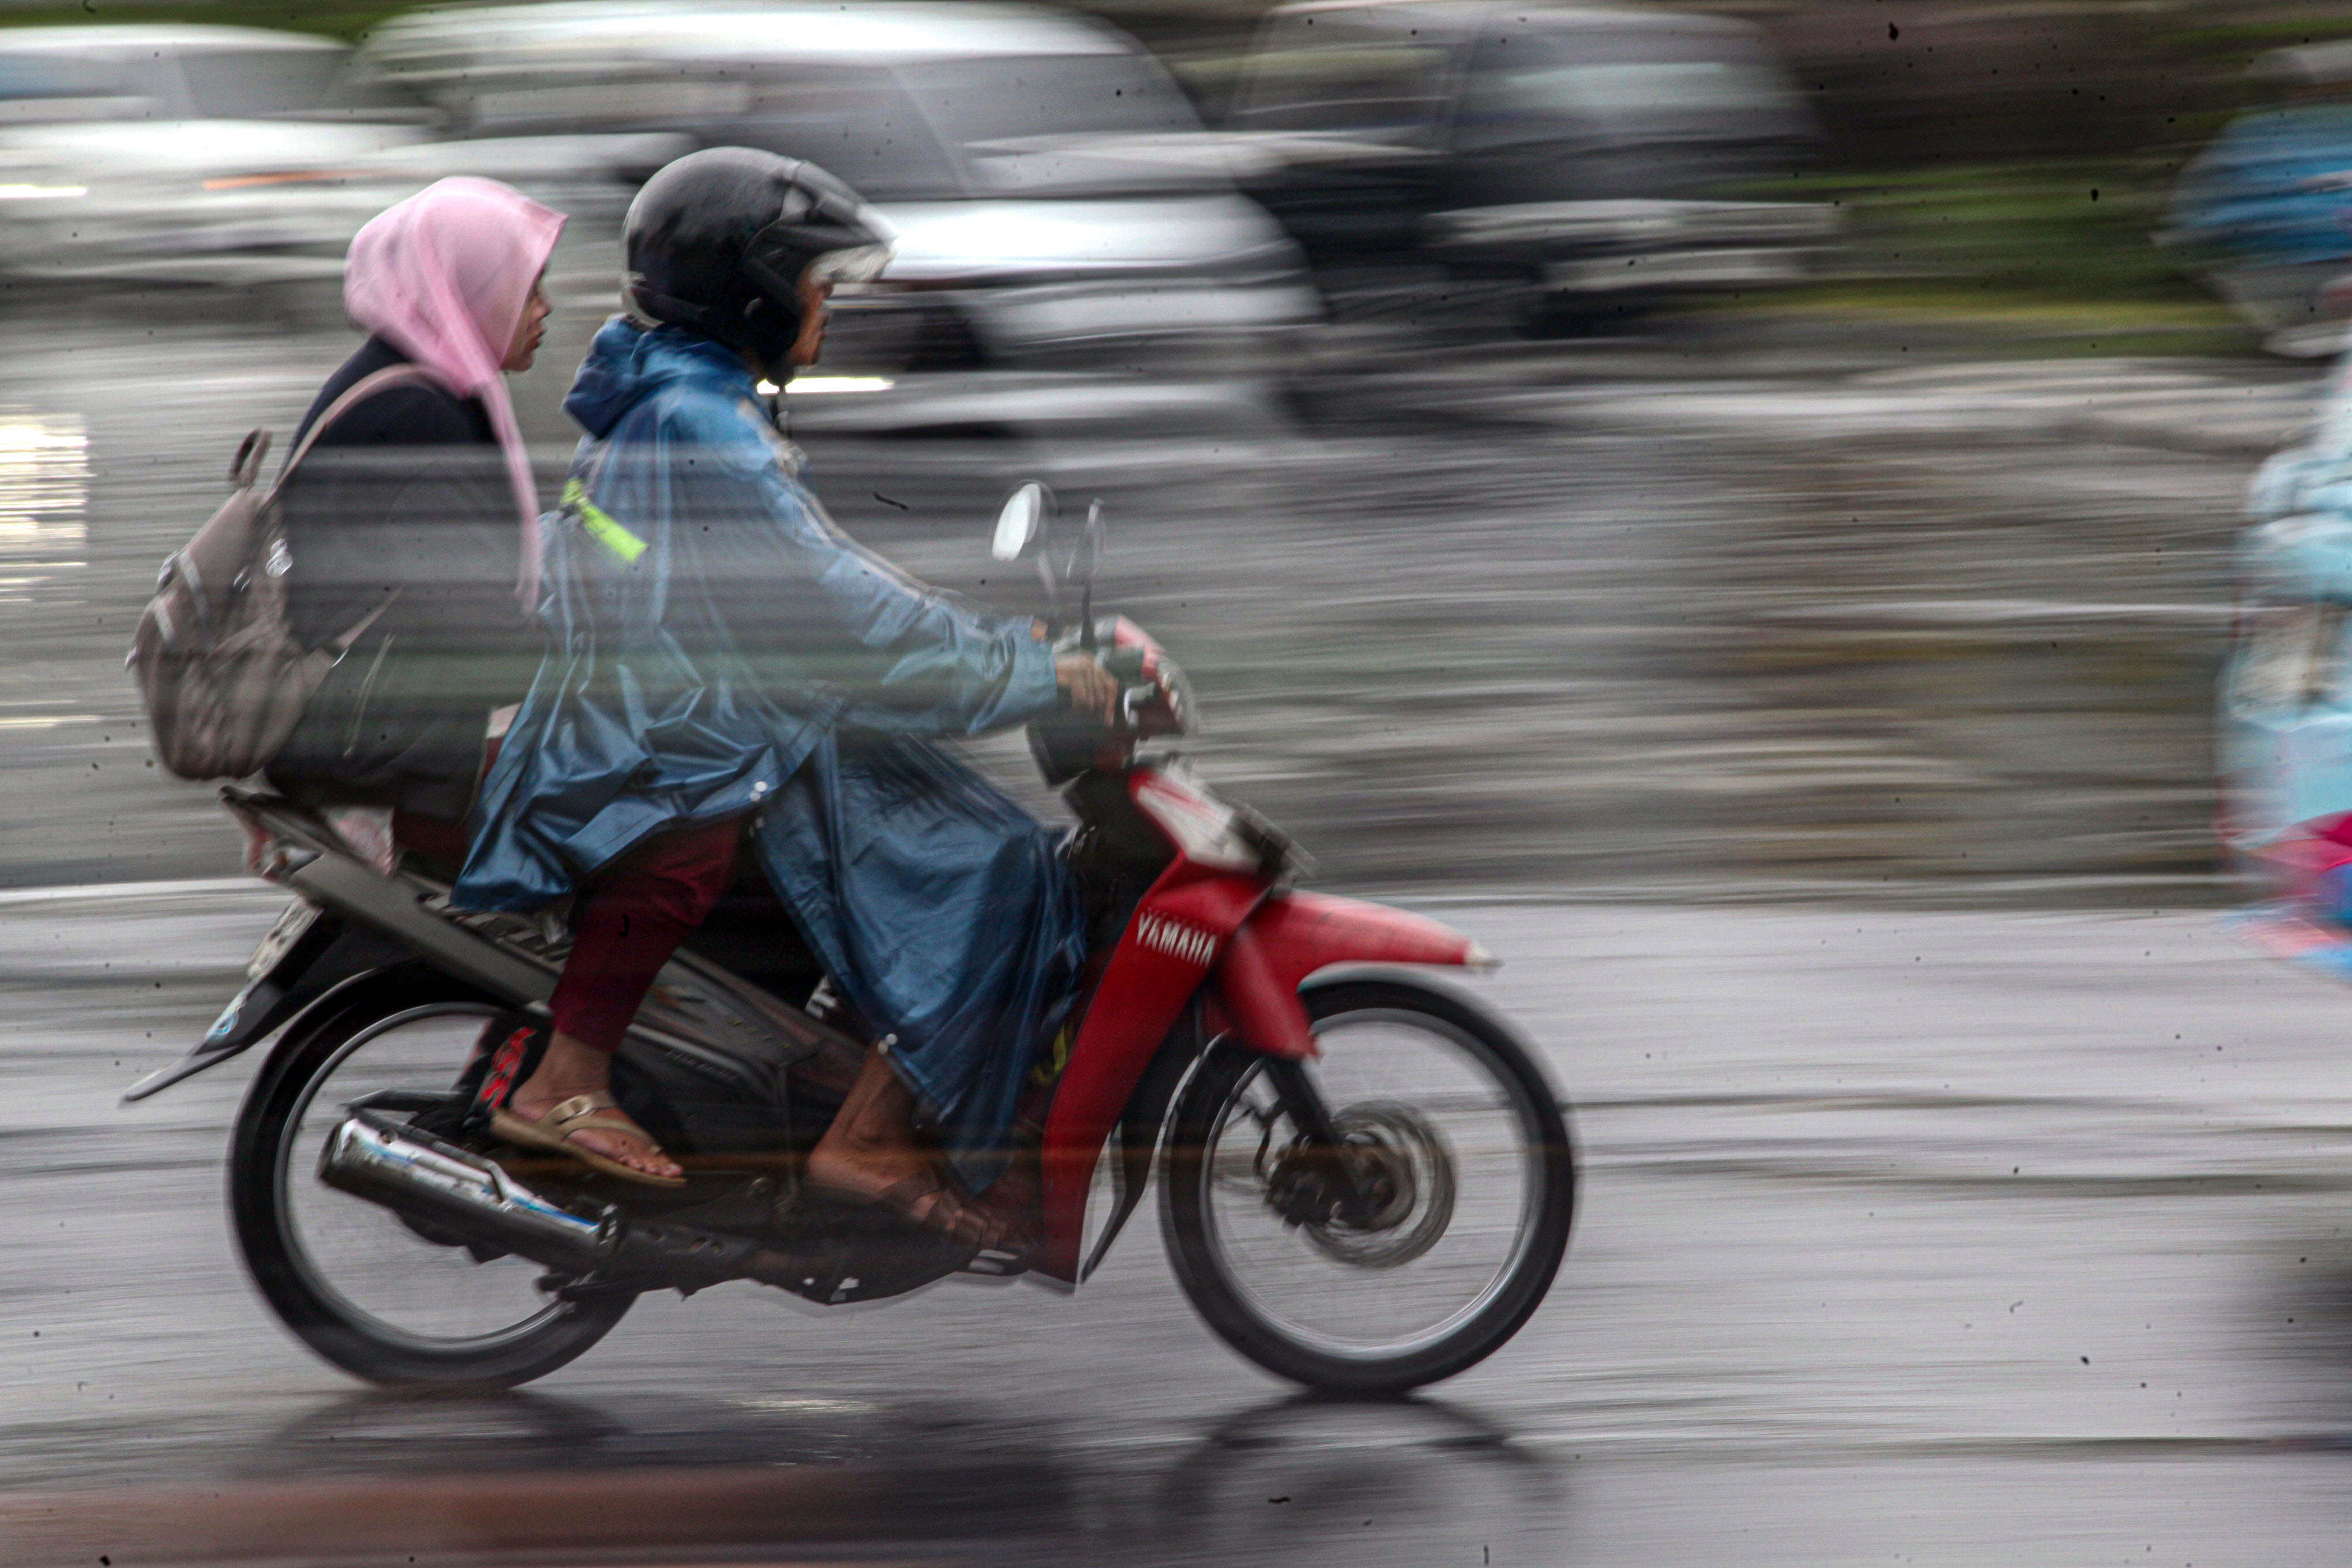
[1258,1056,1390,1230]
[1263,1057,1341,1143]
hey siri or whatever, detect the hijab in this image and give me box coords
[342,177,566,614]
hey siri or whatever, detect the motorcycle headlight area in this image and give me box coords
[1133,767,1294,874]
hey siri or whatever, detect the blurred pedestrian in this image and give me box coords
[265,176,564,857]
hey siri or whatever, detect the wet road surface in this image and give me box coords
[7,887,2352,1564]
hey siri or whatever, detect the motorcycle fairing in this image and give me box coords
[1035,778,1492,1283]
[1076,1004,1208,1284]
[1037,854,1273,1282]
[128,789,860,1107]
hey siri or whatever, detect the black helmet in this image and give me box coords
[623,146,894,368]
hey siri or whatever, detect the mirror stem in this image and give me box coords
[1078,497,1103,653]
[1036,557,1061,635]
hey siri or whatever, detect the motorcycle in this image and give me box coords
[122,484,1576,1395]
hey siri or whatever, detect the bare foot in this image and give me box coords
[506,1032,681,1182]
[806,1047,995,1244]
[802,1143,933,1200]
[805,1154,998,1247]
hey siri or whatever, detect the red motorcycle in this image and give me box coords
[124,484,1575,1395]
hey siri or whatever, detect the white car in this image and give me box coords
[356,1,1320,392]
[0,26,434,287]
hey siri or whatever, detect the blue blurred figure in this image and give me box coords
[2171,45,2352,355]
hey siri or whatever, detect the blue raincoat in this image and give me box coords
[456,318,1086,1182]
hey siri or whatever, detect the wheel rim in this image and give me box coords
[1193,1006,1548,1363]
[277,1003,576,1353]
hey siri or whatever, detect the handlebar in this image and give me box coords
[1032,616,1193,785]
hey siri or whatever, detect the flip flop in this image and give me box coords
[491,1092,685,1189]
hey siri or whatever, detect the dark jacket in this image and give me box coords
[266,336,540,820]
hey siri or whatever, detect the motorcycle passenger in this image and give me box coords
[457,149,1116,1243]
[266,178,563,851]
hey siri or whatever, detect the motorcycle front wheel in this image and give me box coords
[1160,977,1574,1394]
[228,972,632,1388]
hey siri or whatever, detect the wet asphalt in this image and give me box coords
[0,284,2347,1563]
[11,889,2352,1566]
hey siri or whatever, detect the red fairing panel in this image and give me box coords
[1239,889,1487,997]
[1035,860,1273,1282]
[1208,921,1317,1061]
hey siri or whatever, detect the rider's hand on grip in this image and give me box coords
[1054,651,1119,725]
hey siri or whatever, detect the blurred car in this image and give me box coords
[0,26,435,288]
[355,0,1320,393]
[1224,0,1835,330]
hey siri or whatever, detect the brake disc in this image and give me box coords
[1298,1100,1457,1269]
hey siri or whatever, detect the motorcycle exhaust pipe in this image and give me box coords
[318,1111,768,1290]
[319,1112,610,1273]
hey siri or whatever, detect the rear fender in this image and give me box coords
[123,959,444,1104]
[120,919,412,1103]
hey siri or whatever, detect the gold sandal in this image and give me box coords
[491,1092,685,1189]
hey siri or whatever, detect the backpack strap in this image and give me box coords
[274,361,443,654]
[324,590,399,657]
[272,363,444,497]
[227,428,272,489]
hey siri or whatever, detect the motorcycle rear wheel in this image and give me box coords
[1160,977,1574,1394]
[228,971,632,1388]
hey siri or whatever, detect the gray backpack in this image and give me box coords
[129,364,433,782]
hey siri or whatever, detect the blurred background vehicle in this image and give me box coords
[0,25,432,290]
[1221,0,1834,334]
[354,0,1320,442]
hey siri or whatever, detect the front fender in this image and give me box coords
[1209,891,1490,1060]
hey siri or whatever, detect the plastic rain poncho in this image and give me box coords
[456,318,1086,1182]
[2221,347,2352,982]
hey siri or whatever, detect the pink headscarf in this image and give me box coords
[343,177,566,615]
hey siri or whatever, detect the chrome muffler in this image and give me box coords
[319,1112,609,1272]
[317,1111,767,1288]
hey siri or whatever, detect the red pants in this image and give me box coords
[547,817,744,1054]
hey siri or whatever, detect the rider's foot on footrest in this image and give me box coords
[803,1171,1001,1253]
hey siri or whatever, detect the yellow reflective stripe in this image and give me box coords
[563,477,647,564]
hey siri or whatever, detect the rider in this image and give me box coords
[455,149,1117,1243]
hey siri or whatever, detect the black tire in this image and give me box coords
[1160,978,1574,1394]
[229,970,631,1388]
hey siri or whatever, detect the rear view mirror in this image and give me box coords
[992,482,1053,561]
